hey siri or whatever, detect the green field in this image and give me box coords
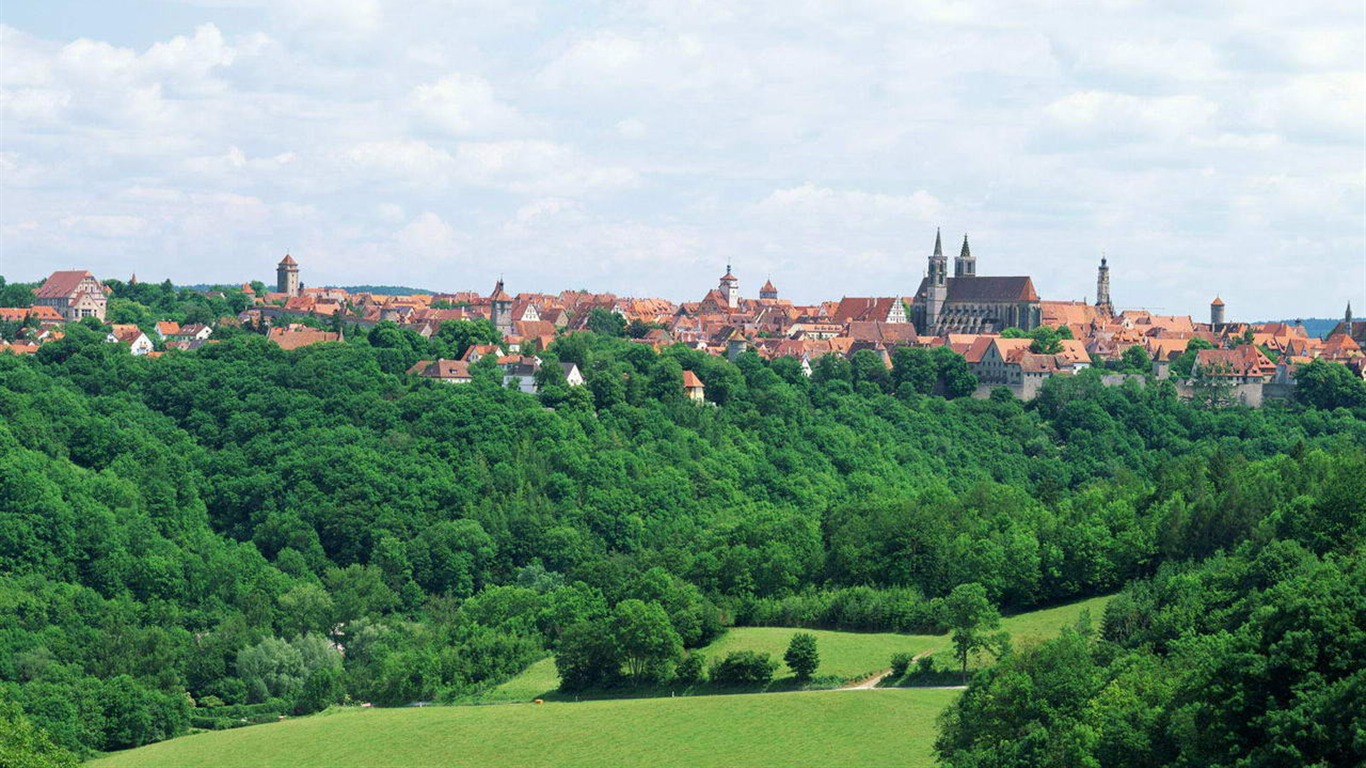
[480,593,1113,701]
[698,626,937,680]
[92,689,960,768]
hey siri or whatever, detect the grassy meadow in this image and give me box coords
[92,689,960,768]
[91,595,1111,766]
[479,592,1113,701]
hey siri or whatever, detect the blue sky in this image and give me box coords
[2,0,1362,320]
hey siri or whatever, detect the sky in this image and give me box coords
[1,0,1363,320]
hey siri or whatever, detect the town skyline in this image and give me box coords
[1,246,1352,325]
[2,2,1362,319]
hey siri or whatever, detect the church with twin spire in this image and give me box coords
[910,230,1043,335]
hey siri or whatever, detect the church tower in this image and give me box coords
[924,229,948,334]
[490,278,513,336]
[1347,302,1354,326]
[719,265,739,309]
[1095,256,1113,317]
[277,254,300,297]
[954,233,976,278]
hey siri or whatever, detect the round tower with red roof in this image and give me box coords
[277,254,300,297]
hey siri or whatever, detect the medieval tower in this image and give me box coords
[277,254,300,297]
[490,278,513,336]
[1095,256,1113,317]
[954,233,976,278]
[922,229,949,333]
[720,266,739,309]
[1210,296,1226,326]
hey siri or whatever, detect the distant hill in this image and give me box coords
[1254,318,1342,339]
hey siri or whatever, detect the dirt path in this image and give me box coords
[835,650,972,691]
[841,670,893,690]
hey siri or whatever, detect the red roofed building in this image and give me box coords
[408,359,473,384]
[831,297,907,325]
[681,369,706,402]
[1193,345,1276,383]
[35,270,108,321]
[106,324,154,355]
[267,325,341,350]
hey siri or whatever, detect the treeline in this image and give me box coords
[1,323,1364,759]
[936,495,1365,767]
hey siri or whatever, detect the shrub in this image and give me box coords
[917,655,936,674]
[674,653,705,685]
[784,633,819,681]
[889,652,915,678]
[709,651,777,686]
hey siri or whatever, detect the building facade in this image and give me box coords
[35,271,108,321]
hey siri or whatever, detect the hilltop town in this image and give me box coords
[3,232,1363,405]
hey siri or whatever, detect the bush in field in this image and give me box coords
[889,652,915,678]
[674,653,704,685]
[709,652,778,686]
[784,633,819,681]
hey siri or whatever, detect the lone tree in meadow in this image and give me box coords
[943,583,1007,680]
[784,632,820,681]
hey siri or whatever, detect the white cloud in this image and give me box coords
[410,73,528,136]
[1250,73,1366,144]
[341,139,637,196]
[754,184,943,227]
[1035,91,1220,149]
[60,214,149,239]
[395,212,460,256]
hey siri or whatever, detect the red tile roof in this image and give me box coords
[408,359,472,380]
[35,271,98,299]
[267,327,340,350]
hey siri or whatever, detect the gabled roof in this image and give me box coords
[946,276,1039,303]
[681,370,704,388]
[27,306,64,322]
[1195,345,1275,377]
[408,359,472,379]
[913,275,1040,304]
[831,297,901,323]
[278,254,298,266]
[846,321,918,345]
[267,327,340,350]
[36,271,98,299]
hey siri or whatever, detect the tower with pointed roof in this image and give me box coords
[1095,255,1113,317]
[490,278,513,336]
[719,265,739,309]
[1347,302,1354,326]
[277,254,300,297]
[954,233,976,278]
[920,229,949,333]
[760,278,778,301]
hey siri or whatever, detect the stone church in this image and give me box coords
[910,231,1042,335]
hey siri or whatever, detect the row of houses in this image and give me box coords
[8,265,1365,405]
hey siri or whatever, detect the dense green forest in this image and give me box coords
[1,320,1363,762]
